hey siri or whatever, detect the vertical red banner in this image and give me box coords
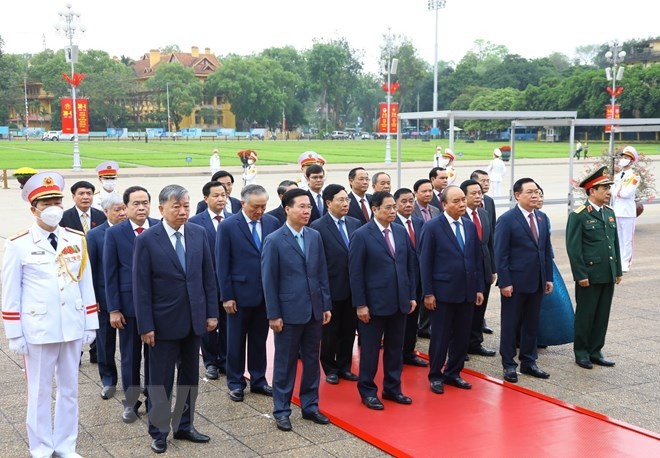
[61,98,74,133]
[605,104,620,133]
[77,99,89,134]
[378,103,399,134]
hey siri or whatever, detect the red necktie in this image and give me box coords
[406,219,416,248]
[383,228,395,257]
[215,215,223,223]
[135,227,145,235]
[472,209,482,241]
[528,212,538,243]
[360,198,369,221]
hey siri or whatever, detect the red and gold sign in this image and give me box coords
[605,104,620,133]
[60,98,89,134]
[61,98,74,134]
[378,102,398,134]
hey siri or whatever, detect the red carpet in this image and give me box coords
[262,335,660,457]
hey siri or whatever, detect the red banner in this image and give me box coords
[378,102,398,134]
[605,104,620,133]
[60,98,89,134]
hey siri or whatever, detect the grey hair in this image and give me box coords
[241,184,268,203]
[101,193,124,211]
[371,171,390,185]
[158,184,189,205]
[440,185,461,203]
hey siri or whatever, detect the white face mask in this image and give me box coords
[103,179,117,192]
[618,158,631,168]
[38,206,64,227]
[438,158,450,168]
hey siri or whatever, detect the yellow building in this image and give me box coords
[8,82,54,131]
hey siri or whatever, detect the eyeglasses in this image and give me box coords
[378,205,397,211]
[334,198,352,204]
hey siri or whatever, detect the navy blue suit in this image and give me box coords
[266,205,287,227]
[196,196,241,215]
[307,190,324,224]
[349,220,416,399]
[347,192,372,225]
[86,221,118,388]
[418,214,485,382]
[133,221,218,440]
[61,205,107,233]
[311,213,361,377]
[188,209,229,374]
[392,215,425,361]
[104,217,160,409]
[494,206,553,370]
[262,225,332,419]
[216,212,280,392]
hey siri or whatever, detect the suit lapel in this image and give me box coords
[368,222,394,259]
[120,220,137,245]
[237,217,260,251]
[155,225,185,274]
[440,216,462,253]
[514,208,537,244]
[283,228,305,259]
[325,215,348,251]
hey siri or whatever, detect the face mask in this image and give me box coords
[38,206,64,227]
[103,180,117,191]
[438,158,450,168]
[618,158,631,168]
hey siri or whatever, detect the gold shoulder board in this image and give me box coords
[573,205,586,214]
[9,229,29,241]
[64,227,85,236]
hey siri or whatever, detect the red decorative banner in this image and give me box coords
[77,99,89,134]
[62,72,86,87]
[605,104,620,133]
[61,98,74,134]
[381,82,400,94]
[606,86,624,97]
[378,102,398,134]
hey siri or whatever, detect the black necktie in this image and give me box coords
[48,233,57,250]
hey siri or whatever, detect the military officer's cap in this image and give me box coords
[621,146,639,164]
[298,151,326,168]
[579,166,614,190]
[438,147,455,161]
[21,171,65,204]
[96,161,119,177]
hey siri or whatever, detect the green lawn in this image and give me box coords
[0,138,657,170]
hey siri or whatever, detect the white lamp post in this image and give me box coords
[385,57,398,164]
[427,0,446,135]
[166,82,172,133]
[605,43,626,173]
[56,3,85,171]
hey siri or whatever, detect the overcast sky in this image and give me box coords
[1,0,657,73]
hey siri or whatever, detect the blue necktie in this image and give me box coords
[454,221,465,252]
[316,194,323,214]
[174,232,186,271]
[250,220,261,250]
[296,232,305,253]
[337,219,350,247]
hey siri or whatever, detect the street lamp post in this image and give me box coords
[605,43,626,174]
[427,0,447,135]
[385,56,398,164]
[166,82,172,134]
[56,3,84,171]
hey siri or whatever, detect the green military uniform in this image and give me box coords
[566,174,622,363]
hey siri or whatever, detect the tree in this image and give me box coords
[145,63,203,131]
[378,36,430,113]
[0,39,25,124]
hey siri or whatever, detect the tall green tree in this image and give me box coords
[145,63,203,131]
[0,39,25,125]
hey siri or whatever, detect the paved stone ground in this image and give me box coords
[1,158,658,456]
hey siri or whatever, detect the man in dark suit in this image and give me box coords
[61,180,107,364]
[494,177,554,384]
[346,167,372,225]
[216,184,279,403]
[305,164,326,224]
[266,180,297,227]
[134,184,218,454]
[188,181,230,380]
[460,180,497,357]
[412,178,440,222]
[349,191,417,410]
[262,188,332,432]
[471,169,497,335]
[311,184,361,384]
[104,186,160,424]
[371,172,391,193]
[429,167,449,209]
[419,186,485,395]
[86,193,127,401]
[392,187,428,367]
[196,170,241,215]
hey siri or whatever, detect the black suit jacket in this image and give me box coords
[347,192,372,225]
[266,206,287,227]
[61,206,107,232]
[464,207,495,284]
[196,196,241,215]
[307,190,324,225]
[482,194,497,233]
[430,191,441,210]
[311,213,361,301]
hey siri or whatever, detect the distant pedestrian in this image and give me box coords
[486,148,506,197]
[210,149,221,176]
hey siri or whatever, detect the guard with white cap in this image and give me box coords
[92,160,120,210]
[610,146,641,272]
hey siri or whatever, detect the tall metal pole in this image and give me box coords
[24,76,29,142]
[428,0,446,134]
[605,43,626,177]
[166,82,171,133]
[385,53,392,164]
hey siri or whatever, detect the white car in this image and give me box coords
[42,130,61,141]
[330,131,348,140]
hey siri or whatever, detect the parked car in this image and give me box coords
[330,130,348,140]
[42,130,61,141]
[360,132,371,140]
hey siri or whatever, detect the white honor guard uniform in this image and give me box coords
[297,151,326,191]
[434,147,457,185]
[210,149,221,175]
[611,146,641,272]
[487,148,506,197]
[1,172,98,458]
[92,161,120,211]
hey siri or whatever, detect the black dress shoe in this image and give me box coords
[122,405,138,423]
[89,351,98,364]
[173,428,210,443]
[464,355,470,362]
[468,346,496,357]
[302,411,330,424]
[403,356,429,367]
[590,357,615,367]
[101,385,116,400]
[444,377,472,389]
[430,381,444,394]
[521,364,550,379]
[275,416,292,431]
[250,385,273,396]
[503,368,518,383]
[361,396,384,410]
[205,365,219,380]
[151,438,167,454]
[326,374,339,385]
[382,392,412,404]
[417,331,431,339]
[482,325,494,335]
[229,389,244,402]
[338,371,359,381]
[576,358,593,369]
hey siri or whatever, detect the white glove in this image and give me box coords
[8,337,28,356]
[83,331,96,345]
